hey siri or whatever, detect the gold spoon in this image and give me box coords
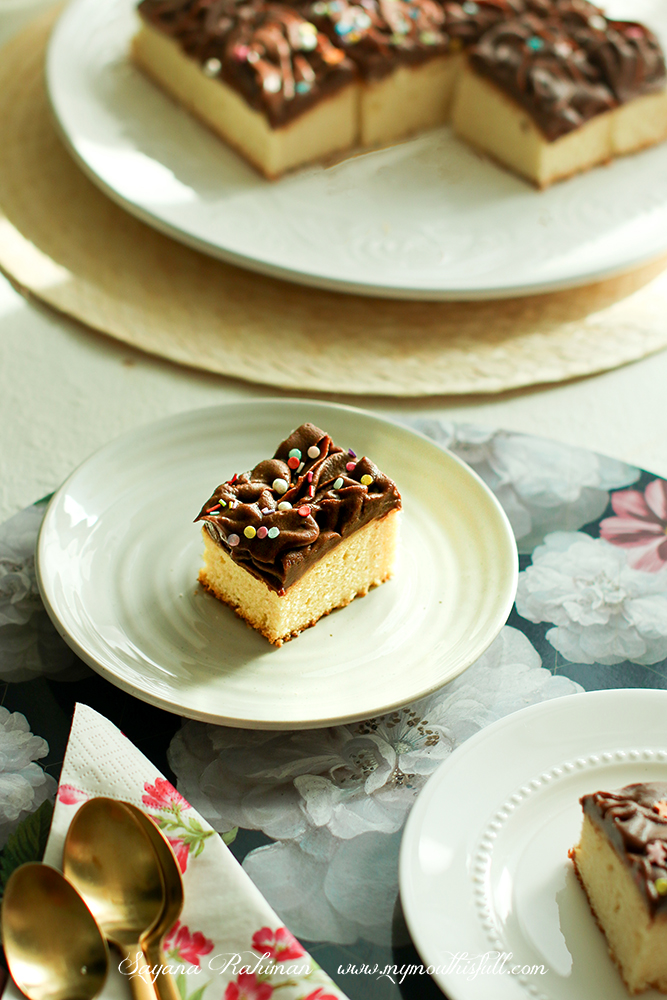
[124,804,184,1000]
[1,862,109,1000]
[63,798,165,1000]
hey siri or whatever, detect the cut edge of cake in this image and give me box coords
[570,803,667,994]
[199,507,400,646]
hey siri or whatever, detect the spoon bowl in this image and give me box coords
[63,797,165,1000]
[125,805,184,1000]
[1,862,108,1000]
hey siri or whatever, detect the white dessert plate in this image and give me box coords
[399,688,667,1000]
[35,400,517,729]
[45,0,667,301]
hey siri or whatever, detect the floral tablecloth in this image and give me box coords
[2,420,667,1000]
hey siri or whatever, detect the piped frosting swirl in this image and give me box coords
[195,422,402,593]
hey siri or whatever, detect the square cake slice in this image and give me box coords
[451,6,667,188]
[133,0,359,178]
[195,422,401,645]
[570,782,667,994]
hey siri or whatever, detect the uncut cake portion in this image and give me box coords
[451,1,667,188]
[133,0,358,178]
[570,782,667,994]
[195,423,401,645]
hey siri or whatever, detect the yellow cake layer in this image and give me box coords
[572,814,667,994]
[360,53,462,147]
[451,65,667,188]
[199,509,400,645]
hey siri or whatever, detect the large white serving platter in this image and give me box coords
[400,688,667,1000]
[35,400,517,729]
[45,0,667,301]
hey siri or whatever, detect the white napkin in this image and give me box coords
[22,703,349,1000]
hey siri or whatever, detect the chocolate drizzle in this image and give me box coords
[304,0,451,81]
[137,0,355,126]
[195,422,402,593]
[581,782,667,915]
[138,0,667,138]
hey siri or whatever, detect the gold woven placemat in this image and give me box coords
[3,8,667,396]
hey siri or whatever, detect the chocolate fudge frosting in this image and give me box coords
[195,422,402,593]
[581,782,667,915]
[137,0,355,127]
[469,3,666,141]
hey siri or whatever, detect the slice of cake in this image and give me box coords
[132,0,359,178]
[451,4,667,188]
[570,782,667,994]
[195,422,401,645]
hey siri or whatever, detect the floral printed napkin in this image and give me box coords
[21,702,348,1000]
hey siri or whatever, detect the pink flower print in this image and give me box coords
[166,835,190,874]
[647,840,667,866]
[224,972,273,1000]
[57,784,89,804]
[142,777,190,811]
[251,926,306,962]
[600,480,667,571]
[302,990,339,1000]
[164,921,214,966]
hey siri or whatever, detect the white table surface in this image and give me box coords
[3,5,667,524]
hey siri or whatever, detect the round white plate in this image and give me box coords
[45,0,667,301]
[35,400,517,729]
[400,688,667,1000]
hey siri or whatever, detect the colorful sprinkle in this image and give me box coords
[625,26,645,39]
[588,14,606,30]
[307,471,314,482]
[261,507,271,514]
[227,533,240,547]
[307,445,320,459]
[299,22,319,50]
[298,461,305,472]
[360,474,373,486]
[273,478,289,494]
[203,57,222,77]
[288,448,302,459]
[527,35,544,50]
[656,878,667,896]
[420,30,439,43]
[296,81,312,93]
[461,0,478,13]
[346,461,356,472]
[247,50,260,64]
[348,449,356,457]
[244,525,257,539]
[312,0,328,12]
[268,526,280,539]
[298,505,311,517]
[233,44,250,61]
[257,526,269,539]
[263,74,282,94]
[278,501,292,511]
[288,456,300,470]
[333,477,344,489]
[219,500,227,507]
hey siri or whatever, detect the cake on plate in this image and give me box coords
[132,0,667,184]
[570,782,667,994]
[195,422,401,645]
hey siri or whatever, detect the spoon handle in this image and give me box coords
[116,944,161,1000]
[142,941,182,1000]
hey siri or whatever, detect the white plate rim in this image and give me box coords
[398,687,667,1000]
[35,398,518,728]
[44,0,667,302]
